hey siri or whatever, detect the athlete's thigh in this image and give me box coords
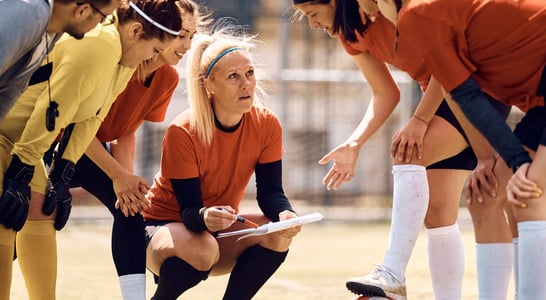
[213,213,270,275]
[515,145,546,221]
[418,116,469,166]
[146,222,216,274]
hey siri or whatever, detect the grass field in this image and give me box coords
[9,215,515,299]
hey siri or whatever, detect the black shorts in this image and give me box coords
[513,65,546,149]
[144,220,173,249]
[514,106,546,151]
[427,98,511,170]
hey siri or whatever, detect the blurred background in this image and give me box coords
[12,2,525,298]
[71,0,524,217]
[129,0,421,213]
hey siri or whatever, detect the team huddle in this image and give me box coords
[0,0,544,299]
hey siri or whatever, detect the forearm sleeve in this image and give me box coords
[450,76,532,172]
[255,160,294,222]
[170,177,207,232]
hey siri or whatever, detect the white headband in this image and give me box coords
[128,1,180,36]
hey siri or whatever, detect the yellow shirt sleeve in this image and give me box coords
[11,24,124,166]
[61,117,102,163]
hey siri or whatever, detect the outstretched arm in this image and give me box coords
[319,52,399,190]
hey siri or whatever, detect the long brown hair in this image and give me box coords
[292,0,370,43]
[134,0,211,83]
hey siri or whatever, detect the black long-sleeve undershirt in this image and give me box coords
[170,159,293,232]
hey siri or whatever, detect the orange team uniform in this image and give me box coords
[144,106,284,222]
[96,64,178,142]
[339,13,430,90]
[397,0,546,112]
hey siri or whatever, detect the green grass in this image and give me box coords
[10,221,515,299]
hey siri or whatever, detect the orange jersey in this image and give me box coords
[339,13,430,90]
[144,106,284,222]
[96,64,178,142]
[398,0,546,111]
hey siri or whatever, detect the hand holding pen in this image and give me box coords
[216,207,259,228]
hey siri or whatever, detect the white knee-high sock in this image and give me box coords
[476,243,513,300]
[426,224,464,300]
[119,273,146,300]
[518,221,546,299]
[513,237,519,300]
[382,164,429,281]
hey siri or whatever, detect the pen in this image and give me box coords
[217,208,259,228]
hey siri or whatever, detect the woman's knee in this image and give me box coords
[466,192,507,217]
[173,234,219,270]
[259,232,293,252]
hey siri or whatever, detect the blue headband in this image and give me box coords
[205,47,243,78]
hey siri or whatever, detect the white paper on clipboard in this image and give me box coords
[216,212,324,241]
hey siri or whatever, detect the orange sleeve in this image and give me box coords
[257,110,284,164]
[145,65,179,122]
[161,123,199,179]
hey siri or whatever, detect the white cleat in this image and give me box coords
[346,265,407,300]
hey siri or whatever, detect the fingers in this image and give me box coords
[464,181,473,205]
[416,142,424,160]
[390,139,398,158]
[321,167,336,185]
[391,139,421,163]
[324,170,354,190]
[475,173,495,200]
[394,141,405,162]
[468,175,484,204]
[277,225,301,238]
[506,164,542,207]
[318,153,332,165]
[507,189,527,208]
[204,207,236,231]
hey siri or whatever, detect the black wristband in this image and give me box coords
[180,206,207,232]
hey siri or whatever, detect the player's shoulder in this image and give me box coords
[250,105,279,121]
[157,64,179,79]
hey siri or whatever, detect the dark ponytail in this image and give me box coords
[292,0,369,43]
[332,0,369,43]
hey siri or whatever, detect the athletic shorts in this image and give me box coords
[513,65,546,150]
[514,106,546,151]
[144,220,173,249]
[427,98,511,170]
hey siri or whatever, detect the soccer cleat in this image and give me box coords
[346,265,407,300]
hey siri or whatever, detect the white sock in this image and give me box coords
[513,237,519,300]
[382,164,429,281]
[476,243,513,300]
[119,273,146,300]
[518,221,546,299]
[426,224,464,300]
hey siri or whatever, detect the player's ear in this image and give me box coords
[73,2,92,19]
[127,22,145,41]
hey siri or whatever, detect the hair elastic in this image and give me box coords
[128,1,180,36]
[205,47,243,78]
